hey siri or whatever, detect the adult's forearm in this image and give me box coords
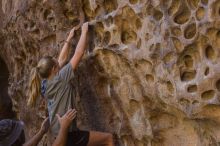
[52,127,69,146]
[23,131,44,146]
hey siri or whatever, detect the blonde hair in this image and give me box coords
[27,56,56,107]
[27,67,41,107]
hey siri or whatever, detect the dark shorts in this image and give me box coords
[66,130,90,146]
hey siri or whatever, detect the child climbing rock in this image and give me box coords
[28,22,114,146]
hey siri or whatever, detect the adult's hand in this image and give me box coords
[56,109,77,129]
[23,117,50,146]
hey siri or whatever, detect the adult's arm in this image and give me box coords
[52,109,77,146]
[23,131,44,146]
[23,118,50,146]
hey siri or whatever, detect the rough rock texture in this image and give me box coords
[0,0,220,145]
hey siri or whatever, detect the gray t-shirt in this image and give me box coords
[44,63,77,136]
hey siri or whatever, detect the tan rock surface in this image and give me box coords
[0,0,220,145]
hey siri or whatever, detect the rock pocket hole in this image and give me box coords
[163,52,175,64]
[146,74,154,83]
[153,9,163,21]
[205,45,215,61]
[104,0,118,13]
[196,7,205,20]
[43,9,52,20]
[187,85,197,93]
[168,0,180,16]
[48,17,55,23]
[215,79,220,91]
[179,98,190,106]
[105,16,113,27]
[24,23,28,29]
[184,55,193,68]
[217,31,220,38]
[129,0,138,4]
[137,39,141,49]
[184,23,196,39]
[192,100,199,105]
[121,30,137,44]
[103,31,111,45]
[204,67,209,76]
[33,29,40,35]
[201,90,215,100]
[135,18,142,29]
[167,81,174,93]
[29,21,35,29]
[145,33,152,41]
[64,10,76,21]
[174,10,190,24]
[181,70,196,81]
[171,27,182,36]
[129,99,140,114]
[187,0,200,9]
[172,37,183,52]
[43,10,49,20]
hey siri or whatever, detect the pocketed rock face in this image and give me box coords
[1,0,220,145]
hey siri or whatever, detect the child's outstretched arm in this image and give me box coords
[70,22,88,70]
[58,26,79,68]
